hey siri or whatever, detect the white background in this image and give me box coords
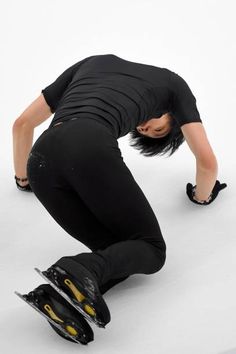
[1,0,235,353]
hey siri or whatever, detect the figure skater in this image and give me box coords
[12,54,227,344]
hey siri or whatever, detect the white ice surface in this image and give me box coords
[1,1,236,353]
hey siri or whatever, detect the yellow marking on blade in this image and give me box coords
[44,304,64,323]
[84,304,96,317]
[64,279,86,302]
[65,325,78,336]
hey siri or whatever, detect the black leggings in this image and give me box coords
[27,117,166,295]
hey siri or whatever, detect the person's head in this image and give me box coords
[129,112,185,157]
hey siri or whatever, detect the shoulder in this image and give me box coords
[167,70,195,97]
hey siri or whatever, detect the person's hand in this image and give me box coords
[15,176,32,192]
[186,180,227,205]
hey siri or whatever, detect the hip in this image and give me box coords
[30,117,120,165]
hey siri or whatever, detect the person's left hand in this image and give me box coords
[186,180,227,205]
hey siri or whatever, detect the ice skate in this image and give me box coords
[35,259,111,328]
[15,283,94,344]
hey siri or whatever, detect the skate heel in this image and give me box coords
[15,284,94,345]
[25,289,44,303]
[26,288,64,323]
[26,288,82,341]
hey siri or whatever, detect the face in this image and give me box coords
[136,112,172,138]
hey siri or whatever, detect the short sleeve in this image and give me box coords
[41,56,94,113]
[170,72,202,127]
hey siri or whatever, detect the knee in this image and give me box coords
[159,246,167,269]
[156,244,167,272]
[149,239,167,273]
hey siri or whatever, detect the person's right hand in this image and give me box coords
[15,178,32,192]
[186,180,227,205]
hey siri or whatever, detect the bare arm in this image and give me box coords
[12,93,52,186]
[181,122,218,201]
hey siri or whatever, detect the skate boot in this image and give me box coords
[15,283,94,344]
[35,257,111,328]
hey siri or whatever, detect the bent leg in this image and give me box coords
[27,118,166,291]
[52,119,167,287]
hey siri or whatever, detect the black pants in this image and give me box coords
[27,118,166,295]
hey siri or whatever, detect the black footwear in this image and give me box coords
[36,257,111,328]
[16,283,94,344]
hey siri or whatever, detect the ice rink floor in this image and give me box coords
[1,1,236,352]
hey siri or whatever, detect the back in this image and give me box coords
[42,54,201,138]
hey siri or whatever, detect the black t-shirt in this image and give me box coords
[42,54,202,138]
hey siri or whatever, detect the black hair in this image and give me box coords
[128,113,185,158]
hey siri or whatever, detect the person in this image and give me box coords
[12,53,227,343]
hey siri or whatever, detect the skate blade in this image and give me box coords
[14,291,83,344]
[34,267,105,329]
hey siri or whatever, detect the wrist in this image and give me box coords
[192,186,212,203]
[15,175,29,188]
[15,175,28,182]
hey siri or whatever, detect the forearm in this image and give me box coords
[194,160,218,200]
[12,121,34,178]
